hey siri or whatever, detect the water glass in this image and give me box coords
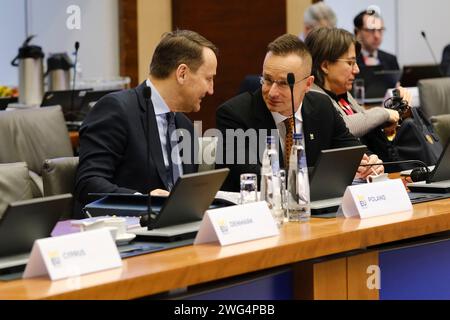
[239,173,258,204]
[353,78,365,105]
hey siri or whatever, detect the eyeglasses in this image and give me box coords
[361,27,385,34]
[259,74,310,89]
[335,59,358,69]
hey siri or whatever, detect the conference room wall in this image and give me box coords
[0,0,119,87]
[326,0,450,67]
[0,0,26,86]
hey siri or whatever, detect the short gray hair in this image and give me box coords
[304,2,337,29]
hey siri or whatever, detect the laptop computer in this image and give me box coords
[41,89,92,124]
[407,139,450,193]
[0,97,18,110]
[85,168,230,241]
[0,194,72,273]
[77,89,119,121]
[400,64,443,87]
[309,145,367,214]
[357,67,401,104]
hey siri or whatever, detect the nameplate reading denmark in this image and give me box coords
[194,201,279,246]
[339,179,412,219]
[23,229,122,281]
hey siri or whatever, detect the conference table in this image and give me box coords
[1,194,450,300]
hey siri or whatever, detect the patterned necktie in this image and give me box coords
[283,117,295,170]
[166,112,180,190]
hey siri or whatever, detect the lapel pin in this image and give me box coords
[309,133,315,140]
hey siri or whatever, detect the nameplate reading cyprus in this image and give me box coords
[23,229,122,281]
[194,201,279,246]
[339,179,412,219]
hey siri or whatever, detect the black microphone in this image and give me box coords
[70,41,80,123]
[420,31,440,68]
[360,159,432,182]
[287,72,297,134]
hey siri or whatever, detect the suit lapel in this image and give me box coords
[135,82,170,190]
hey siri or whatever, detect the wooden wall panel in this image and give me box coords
[347,251,379,300]
[119,0,138,88]
[172,0,287,130]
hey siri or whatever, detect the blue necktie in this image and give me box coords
[166,112,180,190]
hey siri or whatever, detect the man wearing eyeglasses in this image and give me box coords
[354,10,399,71]
[216,34,379,192]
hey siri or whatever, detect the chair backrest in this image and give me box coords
[418,77,450,118]
[42,157,79,197]
[0,106,73,176]
[42,156,79,220]
[198,137,218,172]
[431,114,450,146]
[0,162,38,219]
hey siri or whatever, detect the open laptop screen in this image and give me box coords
[0,194,72,257]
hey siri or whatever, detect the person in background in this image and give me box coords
[238,2,337,94]
[75,30,218,212]
[305,27,402,138]
[441,44,450,76]
[216,34,383,192]
[353,9,399,71]
[305,27,414,171]
[301,2,337,40]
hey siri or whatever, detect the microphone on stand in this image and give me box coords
[360,159,433,182]
[287,72,297,133]
[420,30,443,76]
[70,41,80,123]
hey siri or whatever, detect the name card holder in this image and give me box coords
[23,229,122,281]
[194,201,279,246]
[338,179,412,219]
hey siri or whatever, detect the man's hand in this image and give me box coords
[356,154,384,180]
[396,86,413,106]
[386,109,400,123]
[149,189,170,197]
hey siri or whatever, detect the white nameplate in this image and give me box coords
[23,229,122,281]
[194,201,279,246]
[338,179,412,219]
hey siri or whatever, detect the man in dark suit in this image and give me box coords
[354,10,400,98]
[354,10,400,71]
[441,44,450,76]
[75,30,218,209]
[216,34,383,192]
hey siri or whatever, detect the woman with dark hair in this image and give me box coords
[304,27,406,138]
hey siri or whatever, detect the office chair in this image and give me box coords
[41,156,79,219]
[0,106,74,195]
[418,77,450,118]
[0,162,40,219]
[431,114,450,146]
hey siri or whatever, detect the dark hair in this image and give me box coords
[304,27,361,87]
[353,10,382,33]
[150,30,218,79]
[267,34,312,73]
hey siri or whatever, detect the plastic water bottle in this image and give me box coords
[287,133,311,222]
[260,136,284,227]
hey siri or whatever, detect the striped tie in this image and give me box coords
[283,117,295,170]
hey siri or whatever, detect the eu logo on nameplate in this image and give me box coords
[338,179,412,219]
[194,201,279,246]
